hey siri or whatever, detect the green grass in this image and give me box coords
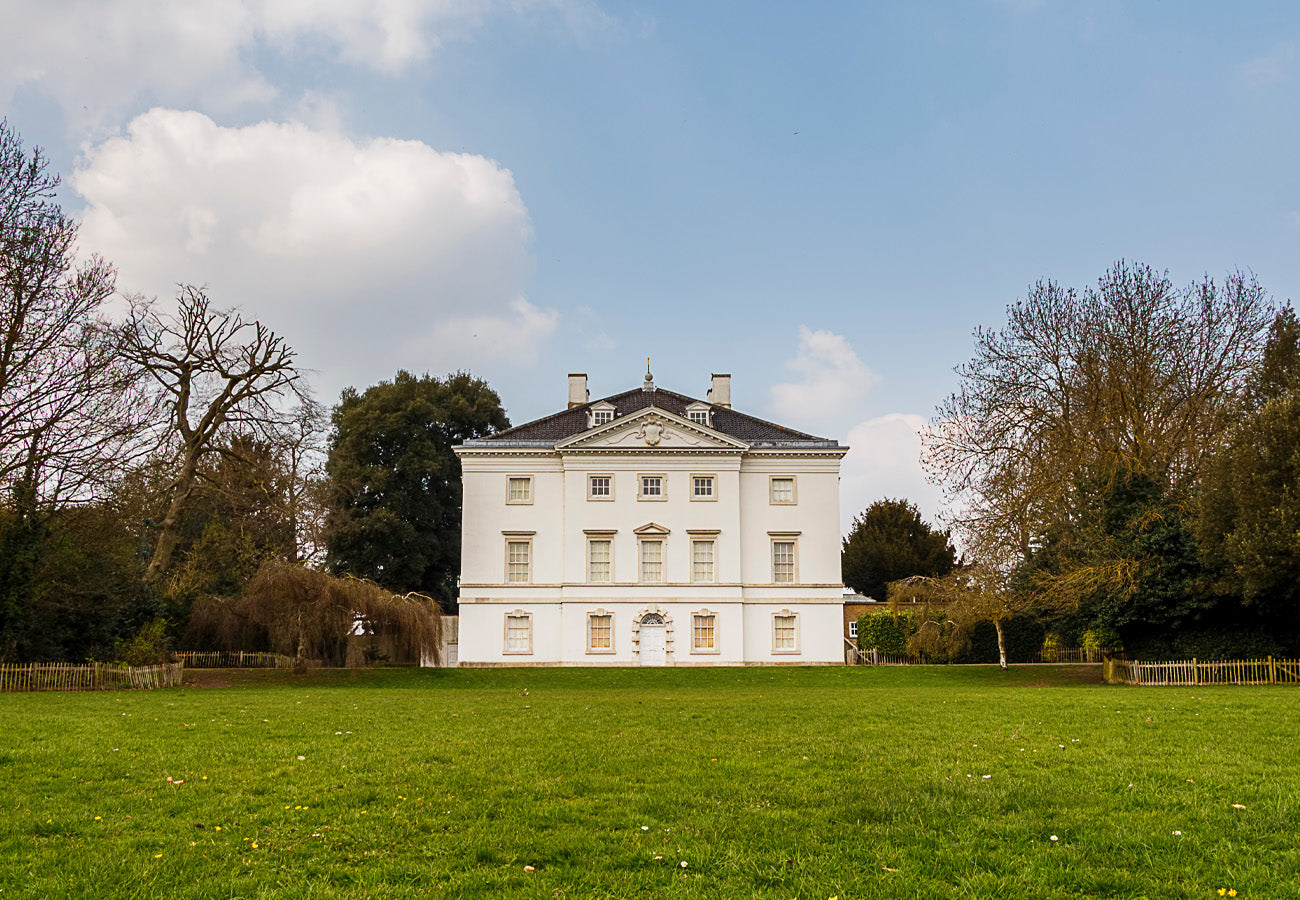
[1,666,1296,899]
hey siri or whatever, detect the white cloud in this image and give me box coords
[72,108,548,396]
[2,1,271,128]
[769,326,879,425]
[406,296,559,369]
[840,413,945,536]
[1240,44,1295,90]
[0,0,583,128]
[770,328,951,531]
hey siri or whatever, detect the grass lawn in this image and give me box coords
[1,665,1296,899]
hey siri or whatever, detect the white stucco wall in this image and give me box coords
[456,405,846,666]
[458,600,843,666]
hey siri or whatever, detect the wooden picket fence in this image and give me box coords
[0,661,184,692]
[176,651,299,669]
[1105,656,1300,686]
[846,643,916,666]
[1037,647,1105,663]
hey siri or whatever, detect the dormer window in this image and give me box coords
[685,402,712,428]
[587,401,616,428]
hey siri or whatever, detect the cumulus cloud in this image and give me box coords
[769,326,879,425]
[840,413,945,536]
[765,330,942,534]
[73,108,549,395]
[0,0,583,127]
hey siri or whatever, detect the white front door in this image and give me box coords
[640,624,666,666]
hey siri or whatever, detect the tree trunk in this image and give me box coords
[995,618,1008,669]
[145,451,201,581]
[289,610,307,672]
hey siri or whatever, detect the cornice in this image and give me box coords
[559,446,746,456]
[455,448,560,458]
[744,448,848,459]
[456,446,846,461]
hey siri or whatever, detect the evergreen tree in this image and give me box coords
[841,498,956,601]
[324,371,508,609]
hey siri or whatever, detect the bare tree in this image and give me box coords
[119,286,305,580]
[0,120,150,506]
[276,398,329,564]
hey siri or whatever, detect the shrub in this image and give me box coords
[856,610,914,655]
[1081,627,1123,653]
[112,619,174,666]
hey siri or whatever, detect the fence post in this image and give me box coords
[1269,655,1276,685]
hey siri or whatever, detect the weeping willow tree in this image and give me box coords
[185,560,442,666]
[889,561,1061,669]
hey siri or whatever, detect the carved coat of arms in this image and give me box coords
[634,417,664,446]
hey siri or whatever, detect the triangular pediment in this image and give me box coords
[557,407,748,451]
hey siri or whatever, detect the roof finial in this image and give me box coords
[643,357,655,392]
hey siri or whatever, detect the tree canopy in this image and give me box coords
[325,370,508,607]
[924,261,1277,649]
[1244,305,1300,409]
[1,119,149,506]
[1197,306,1300,640]
[0,120,158,660]
[926,262,1270,565]
[118,286,307,581]
[841,498,956,600]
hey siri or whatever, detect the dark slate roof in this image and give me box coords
[466,386,841,448]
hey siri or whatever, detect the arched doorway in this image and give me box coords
[638,612,666,666]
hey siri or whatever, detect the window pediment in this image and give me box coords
[685,402,712,428]
[586,401,616,429]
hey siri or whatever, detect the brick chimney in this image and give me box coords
[567,373,588,408]
[707,373,731,408]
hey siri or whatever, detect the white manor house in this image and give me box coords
[454,371,848,665]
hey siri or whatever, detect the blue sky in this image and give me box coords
[4,1,1299,531]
